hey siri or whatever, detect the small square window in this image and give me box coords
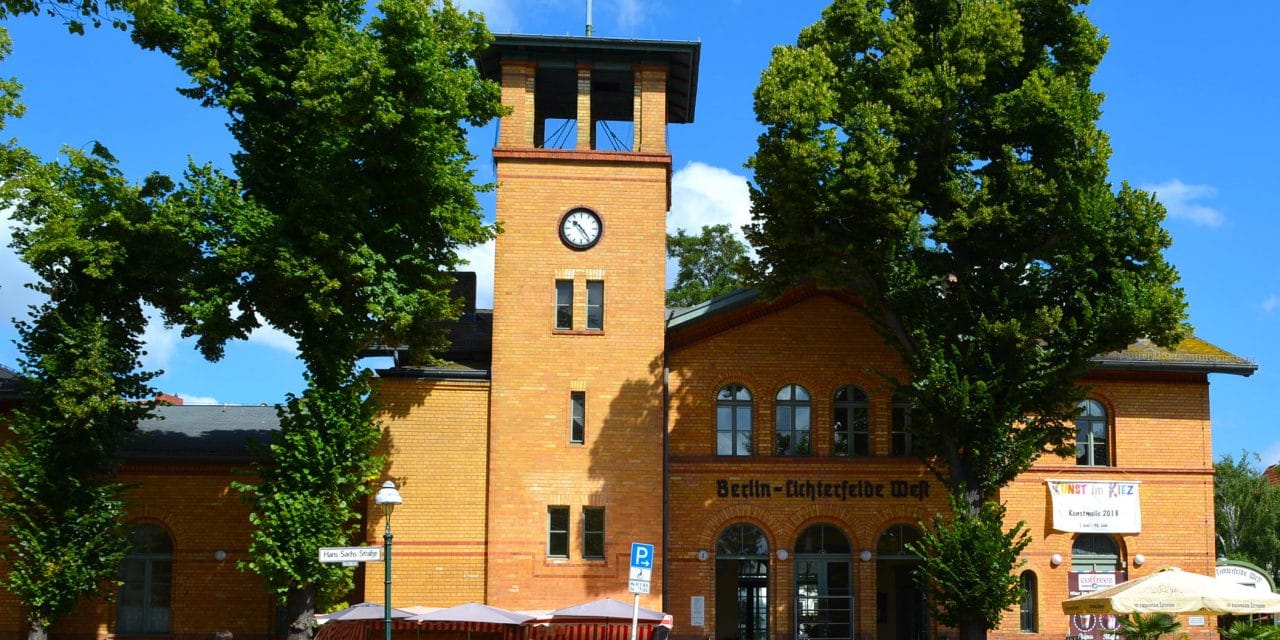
[555,280,574,330]
[570,391,585,444]
[583,507,605,559]
[586,280,604,331]
[548,506,569,557]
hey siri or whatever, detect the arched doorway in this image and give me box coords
[876,524,928,640]
[795,524,853,640]
[118,524,173,633]
[1068,534,1124,640]
[716,523,770,640]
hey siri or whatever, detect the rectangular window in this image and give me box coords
[583,507,605,559]
[892,399,913,456]
[586,280,604,330]
[570,391,585,444]
[555,279,574,330]
[547,506,569,557]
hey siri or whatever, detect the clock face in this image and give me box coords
[559,208,602,250]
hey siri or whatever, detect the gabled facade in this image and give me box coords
[0,30,1259,640]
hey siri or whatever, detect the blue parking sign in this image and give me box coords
[630,542,654,569]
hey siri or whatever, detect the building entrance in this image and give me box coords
[795,524,853,640]
[876,525,929,640]
[716,523,770,640]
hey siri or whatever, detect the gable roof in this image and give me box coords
[0,364,22,400]
[121,404,279,463]
[666,287,1256,377]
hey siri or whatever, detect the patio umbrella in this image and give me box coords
[1062,567,1280,616]
[323,601,416,621]
[412,602,534,625]
[548,598,666,622]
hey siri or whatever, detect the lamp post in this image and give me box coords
[375,480,403,640]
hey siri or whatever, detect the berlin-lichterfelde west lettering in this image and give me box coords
[716,478,931,502]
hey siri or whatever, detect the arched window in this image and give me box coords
[1019,571,1038,632]
[876,523,922,558]
[833,386,869,456]
[1071,534,1120,572]
[876,525,928,640]
[891,394,913,456]
[118,524,173,634]
[1076,399,1109,466]
[716,524,770,640]
[775,384,811,456]
[717,384,753,456]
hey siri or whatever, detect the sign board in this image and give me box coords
[1046,480,1141,533]
[690,596,705,627]
[1217,564,1275,592]
[629,542,654,594]
[319,546,382,566]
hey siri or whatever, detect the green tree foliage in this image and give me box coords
[122,1,505,635]
[1215,452,1280,583]
[748,1,1187,636]
[0,144,188,640]
[666,224,750,306]
[1117,613,1181,640]
[0,0,127,33]
[909,497,1030,632]
[1221,619,1280,640]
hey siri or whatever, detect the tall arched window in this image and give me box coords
[717,384,753,456]
[891,394,913,456]
[716,524,770,640]
[1076,399,1109,466]
[876,525,929,640]
[833,386,869,456]
[1071,534,1120,572]
[775,384,811,456]
[118,524,173,634]
[1019,571,1038,632]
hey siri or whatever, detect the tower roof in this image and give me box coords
[477,34,700,123]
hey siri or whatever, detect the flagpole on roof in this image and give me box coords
[586,0,593,36]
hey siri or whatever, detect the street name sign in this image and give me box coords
[319,546,382,567]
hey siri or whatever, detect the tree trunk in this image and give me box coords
[286,584,317,640]
[957,618,988,640]
[27,617,48,640]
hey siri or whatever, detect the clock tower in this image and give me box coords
[477,36,699,609]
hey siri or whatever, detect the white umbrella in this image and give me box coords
[1062,567,1280,616]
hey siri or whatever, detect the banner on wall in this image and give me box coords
[1046,480,1141,533]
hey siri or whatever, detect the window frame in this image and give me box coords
[716,384,753,456]
[547,506,570,558]
[1075,399,1110,467]
[833,385,869,456]
[554,279,574,330]
[583,506,605,559]
[570,391,586,444]
[1019,570,1038,633]
[774,384,812,456]
[585,280,604,331]
[891,394,913,457]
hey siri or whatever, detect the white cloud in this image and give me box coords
[0,206,42,334]
[176,393,220,406]
[457,239,496,310]
[246,316,299,354]
[1264,295,1280,313]
[1143,179,1225,227]
[668,162,753,239]
[612,0,645,30]
[140,311,183,372]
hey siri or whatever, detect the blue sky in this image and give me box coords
[0,1,1276,465]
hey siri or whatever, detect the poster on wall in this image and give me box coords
[1046,480,1141,533]
[1068,571,1127,640]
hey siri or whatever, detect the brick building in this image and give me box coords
[0,32,1258,640]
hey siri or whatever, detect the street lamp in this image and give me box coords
[375,480,403,640]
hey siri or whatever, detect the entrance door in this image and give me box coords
[876,524,928,640]
[716,523,770,640]
[795,524,854,640]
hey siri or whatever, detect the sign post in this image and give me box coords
[318,546,383,567]
[629,543,655,640]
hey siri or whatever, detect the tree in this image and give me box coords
[0,144,189,640]
[125,0,505,636]
[666,224,750,306]
[748,1,1186,637]
[1117,613,1181,640]
[1215,452,1280,583]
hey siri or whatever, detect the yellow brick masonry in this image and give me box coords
[363,377,491,608]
